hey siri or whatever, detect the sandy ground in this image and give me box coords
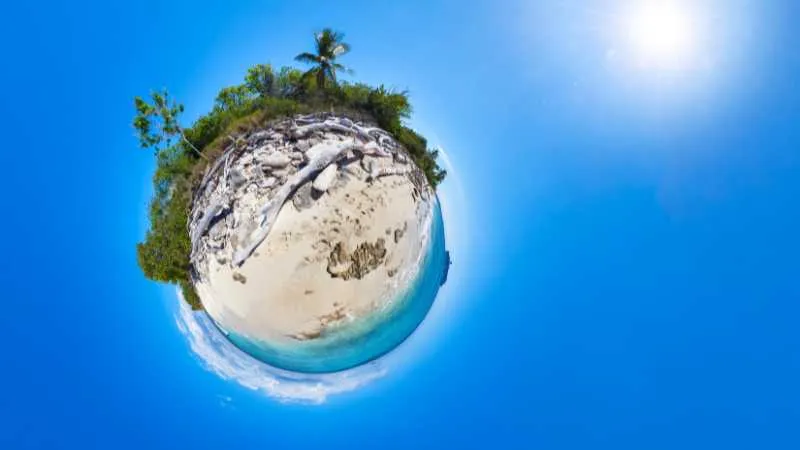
[196,159,431,343]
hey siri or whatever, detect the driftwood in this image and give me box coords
[232,141,366,266]
[290,119,393,157]
[190,154,234,255]
[190,114,411,269]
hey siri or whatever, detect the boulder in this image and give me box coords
[261,152,291,168]
[326,238,387,281]
[248,130,270,143]
[237,154,254,167]
[312,164,338,192]
[272,168,291,181]
[292,183,314,211]
[259,177,277,189]
[232,272,247,284]
[229,169,246,189]
[209,222,226,241]
[394,221,408,243]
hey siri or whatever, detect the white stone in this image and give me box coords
[260,177,277,189]
[261,152,291,168]
[312,164,338,193]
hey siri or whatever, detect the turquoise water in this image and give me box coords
[221,199,448,373]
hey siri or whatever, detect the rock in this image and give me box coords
[326,242,350,277]
[208,239,224,251]
[259,177,277,189]
[248,130,270,143]
[319,307,346,325]
[327,238,387,281]
[312,164,338,192]
[238,154,254,167]
[291,329,322,341]
[292,183,314,211]
[394,221,407,243]
[232,272,247,284]
[209,222,226,241]
[253,144,274,156]
[261,152,291,168]
[295,141,311,152]
[272,168,291,181]
[229,169,246,189]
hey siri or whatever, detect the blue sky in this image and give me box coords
[1,0,799,448]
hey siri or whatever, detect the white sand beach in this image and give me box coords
[191,115,434,344]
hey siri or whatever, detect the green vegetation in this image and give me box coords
[134,30,446,310]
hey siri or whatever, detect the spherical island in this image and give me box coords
[188,114,447,373]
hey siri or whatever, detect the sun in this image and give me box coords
[627,2,696,68]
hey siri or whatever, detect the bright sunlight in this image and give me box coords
[627,2,697,68]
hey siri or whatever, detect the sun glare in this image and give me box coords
[627,2,696,68]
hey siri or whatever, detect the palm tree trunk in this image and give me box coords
[317,69,326,90]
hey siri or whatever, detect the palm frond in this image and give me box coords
[315,29,333,56]
[332,42,351,57]
[294,52,319,65]
[332,63,353,75]
[327,29,345,44]
[316,28,349,58]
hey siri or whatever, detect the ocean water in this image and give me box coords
[222,198,448,373]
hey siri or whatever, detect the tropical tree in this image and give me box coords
[294,28,351,89]
[214,84,252,112]
[244,63,276,98]
[133,89,206,160]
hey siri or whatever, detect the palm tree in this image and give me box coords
[295,28,351,89]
